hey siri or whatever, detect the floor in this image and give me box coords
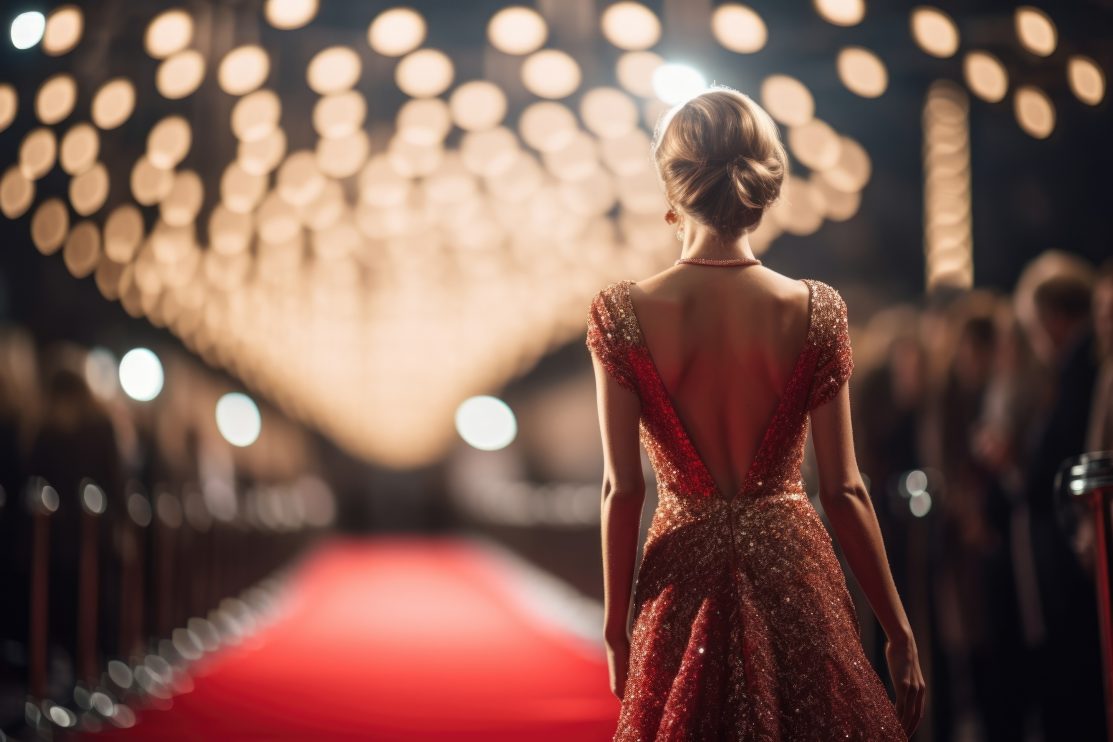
[90,535,619,741]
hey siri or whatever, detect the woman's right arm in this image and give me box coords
[810,381,926,736]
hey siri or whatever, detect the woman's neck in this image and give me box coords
[678,223,756,263]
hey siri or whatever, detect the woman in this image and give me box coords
[586,86,925,739]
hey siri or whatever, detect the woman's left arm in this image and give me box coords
[592,351,645,664]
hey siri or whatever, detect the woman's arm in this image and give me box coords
[591,353,645,646]
[810,381,925,733]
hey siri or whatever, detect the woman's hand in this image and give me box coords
[885,635,926,737]
[606,635,631,700]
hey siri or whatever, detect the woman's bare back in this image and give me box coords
[628,265,812,499]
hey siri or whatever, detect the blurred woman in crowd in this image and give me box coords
[926,292,1031,742]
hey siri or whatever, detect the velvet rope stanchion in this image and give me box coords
[26,477,59,701]
[1059,451,1113,742]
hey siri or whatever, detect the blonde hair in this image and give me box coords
[651,85,788,238]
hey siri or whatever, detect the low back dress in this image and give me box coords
[586,278,907,741]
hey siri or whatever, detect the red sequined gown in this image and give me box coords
[586,278,906,741]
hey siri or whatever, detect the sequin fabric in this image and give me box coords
[586,279,906,741]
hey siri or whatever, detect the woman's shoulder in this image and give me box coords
[796,278,851,355]
[586,280,639,342]
[587,279,634,318]
[591,278,634,299]
[798,278,848,319]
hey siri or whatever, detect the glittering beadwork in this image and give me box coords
[586,279,904,741]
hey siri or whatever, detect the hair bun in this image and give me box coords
[652,86,788,237]
[729,154,783,211]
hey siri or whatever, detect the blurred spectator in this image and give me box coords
[853,305,932,726]
[1087,259,1113,451]
[1016,257,1105,740]
[929,293,1030,742]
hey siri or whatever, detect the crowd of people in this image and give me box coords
[848,250,1112,741]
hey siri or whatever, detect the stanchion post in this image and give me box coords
[26,477,58,700]
[1092,484,1113,741]
[120,483,151,660]
[1061,452,1113,742]
[78,479,107,686]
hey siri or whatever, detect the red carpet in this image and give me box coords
[92,536,619,740]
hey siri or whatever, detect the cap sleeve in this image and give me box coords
[586,283,638,393]
[806,281,854,411]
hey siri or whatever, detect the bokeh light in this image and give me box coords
[59,122,99,175]
[43,5,83,56]
[651,63,706,105]
[788,119,841,171]
[522,50,581,99]
[69,162,109,216]
[581,87,638,139]
[616,51,663,98]
[231,90,281,142]
[813,0,864,27]
[1068,56,1105,106]
[520,101,577,152]
[1014,85,1055,139]
[760,74,814,126]
[92,78,136,130]
[145,9,193,59]
[11,11,45,50]
[307,46,361,94]
[0,84,16,133]
[963,51,1008,103]
[147,115,192,169]
[265,0,318,30]
[368,7,426,57]
[130,156,174,205]
[711,4,767,54]
[487,6,547,55]
[156,49,206,100]
[216,393,262,447]
[36,74,77,125]
[31,198,68,255]
[118,348,164,402]
[219,45,270,96]
[821,135,871,192]
[0,166,34,218]
[1015,6,1056,57]
[837,47,888,98]
[449,81,507,131]
[63,221,101,278]
[911,7,959,58]
[20,128,57,180]
[104,204,144,262]
[395,48,454,98]
[84,347,118,400]
[455,396,517,451]
[601,2,661,51]
[314,90,366,138]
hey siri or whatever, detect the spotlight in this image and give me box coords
[651,63,705,104]
[118,348,164,402]
[455,395,517,451]
[11,11,45,50]
[215,393,262,447]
